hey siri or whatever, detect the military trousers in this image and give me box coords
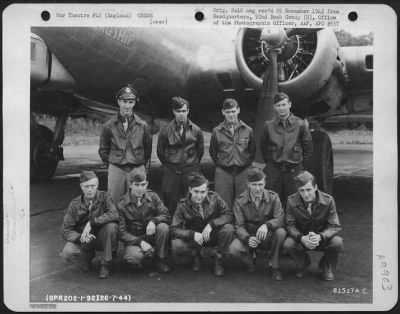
[264,162,303,208]
[122,223,170,266]
[171,224,235,264]
[214,166,249,209]
[108,164,145,204]
[230,227,287,269]
[60,222,118,266]
[161,165,197,216]
[283,235,344,271]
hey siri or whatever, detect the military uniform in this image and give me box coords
[284,190,343,276]
[98,86,152,204]
[230,188,286,270]
[117,190,171,267]
[209,119,256,208]
[60,191,119,269]
[260,113,313,207]
[170,191,234,263]
[157,118,204,215]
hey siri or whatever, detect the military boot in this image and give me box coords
[155,257,171,273]
[98,261,110,279]
[214,255,225,277]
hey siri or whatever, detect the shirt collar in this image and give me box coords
[80,191,99,208]
[277,113,293,126]
[185,192,210,208]
[299,190,327,208]
[174,119,190,129]
[127,190,152,205]
[244,188,268,204]
[118,113,135,124]
[220,119,244,131]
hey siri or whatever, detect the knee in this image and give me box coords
[60,242,80,261]
[283,237,296,250]
[171,239,190,255]
[156,223,169,234]
[274,227,287,241]
[103,222,118,234]
[219,224,235,236]
[229,238,246,257]
[328,236,344,251]
[123,246,144,265]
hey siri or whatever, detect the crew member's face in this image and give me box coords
[248,179,265,198]
[298,181,318,203]
[118,98,136,117]
[189,183,208,204]
[80,178,99,200]
[130,180,148,198]
[222,107,240,124]
[274,99,291,119]
[173,105,189,123]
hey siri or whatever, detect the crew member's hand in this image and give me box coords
[146,221,156,236]
[194,232,204,246]
[140,240,153,256]
[256,224,268,241]
[308,232,321,246]
[80,222,95,243]
[301,235,318,250]
[202,224,212,242]
[248,236,261,248]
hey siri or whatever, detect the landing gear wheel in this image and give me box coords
[311,130,333,195]
[30,125,59,181]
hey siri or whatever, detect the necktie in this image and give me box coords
[307,203,312,216]
[88,201,93,212]
[198,204,205,219]
[254,197,261,209]
[137,197,142,207]
[123,118,128,131]
[179,125,184,136]
[230,125,234,135]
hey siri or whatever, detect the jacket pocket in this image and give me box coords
[109,149,123,163]
[292,145,302,160]
[266,145,276,160]
[134,147,144,160]
[217,151,228,161]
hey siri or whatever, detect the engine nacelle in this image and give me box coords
[31,33,76,89]
[235,28,348,115]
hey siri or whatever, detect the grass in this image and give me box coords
[33,114,373,146]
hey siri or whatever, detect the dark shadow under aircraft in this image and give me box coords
[30,27,373,194]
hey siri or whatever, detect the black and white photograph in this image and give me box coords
[3,3,397,311]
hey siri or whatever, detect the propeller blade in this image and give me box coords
[254,49,279,162]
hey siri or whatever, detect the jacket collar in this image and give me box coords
[216,119,245,131]
[184,192,211,208]
[172,118,194,130]
[80,191,99,209]
[276,113,294,126]
[295,190,329,209]
[125,190,152,205]
[242,188,269,205]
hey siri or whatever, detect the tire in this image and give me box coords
[30,125,59,181]
[311,130,333,194]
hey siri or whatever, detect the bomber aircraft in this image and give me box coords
[30,27,373,194]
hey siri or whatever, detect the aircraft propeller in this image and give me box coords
[250,28,319,161]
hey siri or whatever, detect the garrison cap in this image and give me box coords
[274,92,290,104]
[129,167,147,183]
[80,171,98,183]
[247,167,266,182]
[222,98,239,110]
[294,171,316,188]
[189,173,208,188]
[116,85,138,100]
[172,96,189,110]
